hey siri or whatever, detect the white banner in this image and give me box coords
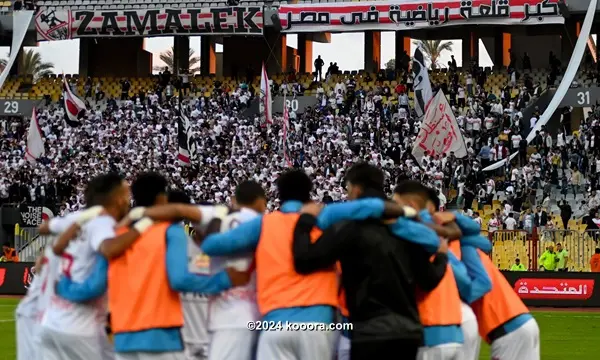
[0,11,34,92]
[483,0,597,172]
[412,90,467,164]
[279,0,564,33]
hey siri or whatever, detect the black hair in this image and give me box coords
[235,180,266,206]
[131,172,168,207]
[596,248,600,254]
[85,173,124,207]
[394,180,438,208]
[276,170,312,203]
[168,189,191,204]
[344,163,384,191]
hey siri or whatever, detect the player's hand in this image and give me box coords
[437,237,449,254]
[300,202,324,217]
[225,267,252,287]
[433,212,456,225]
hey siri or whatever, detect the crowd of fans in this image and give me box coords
[1,50,598,228]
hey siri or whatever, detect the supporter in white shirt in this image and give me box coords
[504,214,517,230]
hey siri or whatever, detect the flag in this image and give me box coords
[412,90,467,164]
[259,63,272,125]
[282,96,292,167]
[62,77,86,127]
[412,46,433,118]
[24,108,44,163]
[177,103,197,167]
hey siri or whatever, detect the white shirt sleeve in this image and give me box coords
[48,212,81,234]
[85,216,117,252]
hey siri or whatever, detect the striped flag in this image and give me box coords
[282,96,292,167]
[24,108,44,163]
[412,46,433,118]
[260,63,272,125]
[62,77,86,127]
[177,102,196,167]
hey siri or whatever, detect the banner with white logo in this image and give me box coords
[36,7,263,41]
[279,0,563,33]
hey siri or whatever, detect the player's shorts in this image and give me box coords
[459,303,481,360]
[337,334,350,360]
[255,323,336,360]
[116,352,185,360]
[16,315,37,360]
[491,318,540,360]
[39,326,103,360]
[208,329,256,360]
[184,342,209,360]
[417,343,461,360]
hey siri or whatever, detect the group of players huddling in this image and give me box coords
[14,163,540,360]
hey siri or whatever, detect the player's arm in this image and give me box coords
[166,224,251,294]
[460,246,492,303]
[452,213,492,252]
[447,250,472,300]
[96,218,154,259]
[316,198,416,230]
[55,254,108,303]
[53,223,80,255]
[292,214,353,274]
[388,215,441,254]
[38,221,52,235]
[200,217,263,256]
[126,204,227,225]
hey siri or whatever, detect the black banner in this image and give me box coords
[20,205,43,227]
[36,7,264,41]
[502,271,600,308]
[0,262,35,296]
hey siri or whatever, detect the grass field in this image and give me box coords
[0,298,599,359]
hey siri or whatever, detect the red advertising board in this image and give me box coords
[514,278,594,300]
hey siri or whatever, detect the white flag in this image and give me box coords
[259,63,272,124]
[412,90,467,164]
[24,108,45,163]
[412,46,433,118]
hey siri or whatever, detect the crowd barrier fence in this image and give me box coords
[491,229,600,272]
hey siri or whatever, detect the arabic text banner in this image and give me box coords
[279,0,564,33]
[35,7,263,41]
[503,271,600,308]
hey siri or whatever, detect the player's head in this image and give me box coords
[168,189,191,205]
[393,180,437,211]
[344,163,384,200]
[85,173,130,220]
[277,170,313,203]
[234,180,267,214]
[131,172,169,207]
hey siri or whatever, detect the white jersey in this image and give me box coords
[41,215,116,336]
[208,208,260,331]
[17,213,80,321]
[181,235,210,351]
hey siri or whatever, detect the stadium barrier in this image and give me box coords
[491,230,536,270]
[502,270,600,308]
[539,229,591,272]
[0,262,35,296]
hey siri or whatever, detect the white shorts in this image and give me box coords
[39,327,103,360]
[256,323,336,360]
[491,318,540,360]
[459,303,481,360]
[417,343,461,360]
[337,334,350,360]
[116,352,185,360]
[184,342,208,360]
[16,315,37,360]
[208,329,256,360]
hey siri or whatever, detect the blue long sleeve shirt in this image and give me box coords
[55,224,230,353]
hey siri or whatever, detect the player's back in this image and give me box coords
[42,214,115,336]
[208,208,260,331]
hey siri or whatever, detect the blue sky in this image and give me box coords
[0,33,496,74]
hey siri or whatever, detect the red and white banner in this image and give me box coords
[515,278,594,300]
[279,0,563,33]
[412,90,466,163]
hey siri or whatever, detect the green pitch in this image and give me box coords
[0,298,599,359]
